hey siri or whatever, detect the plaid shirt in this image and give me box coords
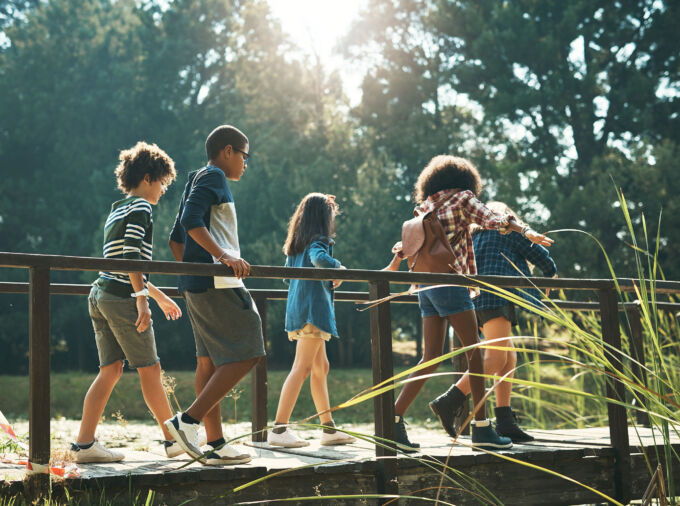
[473,229,557,310]
[415,189,512,278]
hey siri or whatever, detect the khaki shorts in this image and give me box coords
[88,284,159,369]
[287,323,331,342]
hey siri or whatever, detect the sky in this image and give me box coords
[267,0,366,105]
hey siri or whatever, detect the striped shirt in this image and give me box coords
[96,196,153,297]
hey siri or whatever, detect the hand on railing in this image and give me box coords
[332,265,347,289]
[217,251,251,279]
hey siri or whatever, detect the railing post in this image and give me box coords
[28,266,51,489]
[252,297,268,442]
[369,280,398,500]
[626,306,649,426]
[599,288,631,503]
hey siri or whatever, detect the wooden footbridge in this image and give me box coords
[1,251,680,504]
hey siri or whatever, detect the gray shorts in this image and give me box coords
[88,284,159,369]
[184,288,265,366]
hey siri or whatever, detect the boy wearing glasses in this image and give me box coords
[167,125,264,466]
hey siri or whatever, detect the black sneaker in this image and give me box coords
[392,415,420,453]
[495,407,534,443]
[429,386,469,438]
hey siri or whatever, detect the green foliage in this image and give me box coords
[345,0,680,279]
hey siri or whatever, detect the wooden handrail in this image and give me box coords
[3,251,680,292]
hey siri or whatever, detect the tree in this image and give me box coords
[344,0,680,278]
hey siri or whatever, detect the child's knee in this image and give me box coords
[137,361,161,376]
[313,358,330,377]
[102,360,124,378]
[292,363,313,379]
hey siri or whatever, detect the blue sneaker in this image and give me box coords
[471,419,513,451]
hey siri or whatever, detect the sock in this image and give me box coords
[272,422,287,435]
[181,412,199,425]
[495,406,514,423]
[77,440,94,450]
[208,437,226,449]
[321,420,336,434]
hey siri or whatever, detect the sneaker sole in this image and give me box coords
[320,438,356,446]
[205,455,252,466]
[268,441,310,448]
[163,419,206,464]
[76,455,125,463]
[472,442,513,451]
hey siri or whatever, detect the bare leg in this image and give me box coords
[447,310,486,420]
[309,341,332,425]
[455,317,514,406]
[77,361,123,443]
[185,357,260,422]
[137,362,174,440]
[394,316,447,417]
[195,357,222,441]
[274,338,324,424]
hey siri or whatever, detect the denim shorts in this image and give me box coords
[417,285,474,318]
[88,284,159,369]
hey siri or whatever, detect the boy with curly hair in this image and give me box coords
[71,142,185,463]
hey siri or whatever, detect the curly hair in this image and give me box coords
[115,142,176,194]
[412,155,483,203]
[283,193,339,256]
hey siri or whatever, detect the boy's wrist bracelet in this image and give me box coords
[131,289,149,298]
[520,226,531,237]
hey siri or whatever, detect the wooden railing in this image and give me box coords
[2,251,680,502]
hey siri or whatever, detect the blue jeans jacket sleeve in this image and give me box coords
[284,238,339,337]
[309,240,341,268]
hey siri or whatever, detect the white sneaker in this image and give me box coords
[71,440,125,463]
[203,444,252,466]
[320,430,356,446]
[267,427,310,448]
[165,429,207,458]
[163,413,205,464]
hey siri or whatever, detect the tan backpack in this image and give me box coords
[401,194,463,274]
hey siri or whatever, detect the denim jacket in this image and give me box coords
[284,236,341,337]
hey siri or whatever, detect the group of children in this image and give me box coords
[70,125,556,465]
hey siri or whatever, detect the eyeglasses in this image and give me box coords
[233,147,250,165]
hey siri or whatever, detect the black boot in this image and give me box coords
[429,385,469,438]
[393,415,420,453]
[495,406,534,443]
